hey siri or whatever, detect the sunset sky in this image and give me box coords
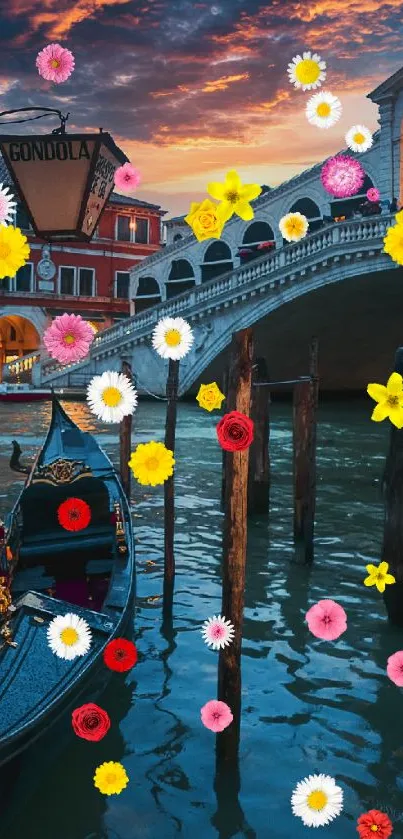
[0,0,402,217]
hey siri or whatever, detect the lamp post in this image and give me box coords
[0,108,129,242]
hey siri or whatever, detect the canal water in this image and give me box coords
[0,398,402,839]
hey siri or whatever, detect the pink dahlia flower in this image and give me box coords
[200,699,233,733]
[114,163,141,193]
[386,650,403,686]
[36,43,75,84]
[367,187,380,203]
[305,599,347,641]
[321,155,365,198]
[43,313,94,364]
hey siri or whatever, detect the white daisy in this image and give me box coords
[287,51,326,91]
[47,613,92,661]
[152,317,194,361]
[345,124,373,153]
[0,184,17,225]
[306,91,342,129]
[291,774,343,828]
[87,371,138,423]
[201,615,235,650]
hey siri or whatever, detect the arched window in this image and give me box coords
[134,276,161,314]
[173,233,183,242]
[289,197,322,233]
[330,174,376,220]
[242,221,275,246]
[201,241,233,283]
[166,259,195,300]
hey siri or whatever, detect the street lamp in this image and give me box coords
[0,108,129,242]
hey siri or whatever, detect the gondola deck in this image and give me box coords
[0,396,135,767]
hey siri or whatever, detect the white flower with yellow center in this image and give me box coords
[291,774,343,828]
[0,184,17,225]
[345,124,373,153]
[306,91,342,129]
[287,51,326,90]
[47,613,92,660]
[152,316,194,360]
[87,371,138,423]
[279,212,309,243]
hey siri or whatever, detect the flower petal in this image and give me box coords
[389,405,403,428]
[240,184,262,202]
[387,371,403,395]
[363,575,375,586]
[385,574,396,585]
[367,383,388,403]
[371,402,390,422]
[378,561,389,575]
[376,581,386,593]
[234,201,254,221]
[224,169,242,192]
[218,201,234,223]
[207,182,226,200]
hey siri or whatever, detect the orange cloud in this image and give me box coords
[202,73,249,92]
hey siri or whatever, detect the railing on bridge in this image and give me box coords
[2,350,41,383]
[40,214,394,383]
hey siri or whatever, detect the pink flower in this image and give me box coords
[321,155,365,198]
[43,313,94,364]
[201,615,235,650]
[305,599,347,641]
[200,700,233,733]
[387,650,403,686]
[36,43,75,84]
[367,187,380,203]
[114,163,141,193]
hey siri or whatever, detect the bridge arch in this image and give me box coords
[201,240,233,282]
[133,276,162,313]
[0,310,43,381]
[166,258,195,299]
[242,220,275,246]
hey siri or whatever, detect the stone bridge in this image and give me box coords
[39,214,401,395]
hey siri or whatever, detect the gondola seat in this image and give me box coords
[18,476,115,564]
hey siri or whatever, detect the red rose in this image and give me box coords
[103,638,138,672]
[57,498,91,532]
[71,703,110,742]
[216,410,254,452]
[356,810,393,839]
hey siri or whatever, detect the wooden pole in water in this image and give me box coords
[292,339,318,564]
[247,357,270,516]
[163,358,179,615]
[381,347,403,626]
[119,359,133,500]
[217,327,253,763]
[221,367,230,509]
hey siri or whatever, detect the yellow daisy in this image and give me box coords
[279,212,309,243]
[287,51,326,91]
[383,217,403,265]
[0,224,30,280]
[363,561,395,594]
[367,372,403,428]
[128,441,175,486]
[93,761,129,796]
[207,170,261,223]
[196,382,225,412]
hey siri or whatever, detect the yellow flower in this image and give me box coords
[196,382,225,412]
[128,441,175,486]
[0,224,30,280]
[184,198,226,242]
[383,217,403,265]
[367,372,403,428]
[279,212,309,243]
[363,561,395,594]
[207,169,261,223]
[93,761,129,796]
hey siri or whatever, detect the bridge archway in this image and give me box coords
[330,173,376,219]
[201,241,233,282]
[0,315,40,382]
[166,259,195,299]
[242,220,275,246]
[134,277,161,314]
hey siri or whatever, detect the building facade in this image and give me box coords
[0,161,166,378]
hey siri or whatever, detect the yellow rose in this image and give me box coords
[184,199,226,242]
[196,382,225,412]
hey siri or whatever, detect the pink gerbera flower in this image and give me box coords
[305,599,347,641]
[36,43,75,84]
[201,615,235,650]
[367,187,380,203]
[321,155,365,198]
[200,700,233,733]
[114,163,141,193]
[386,650,403,686]
[43,313,94,364]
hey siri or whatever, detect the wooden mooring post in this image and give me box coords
[381,347,403,627]
[119,359,133,500]
[292,339,318,564]
[163,358,180,617]
[247,357,270,516]
[217,327,253,763]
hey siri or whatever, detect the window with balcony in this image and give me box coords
[59,267,75,295]
[79,268,95,297]
[115,271,130,299]
[116,215,131,241]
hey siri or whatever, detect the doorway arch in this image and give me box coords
[0,314,41,382]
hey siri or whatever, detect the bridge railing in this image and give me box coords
[41,214,394,382]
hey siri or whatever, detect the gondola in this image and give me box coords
[0,395,135,768]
